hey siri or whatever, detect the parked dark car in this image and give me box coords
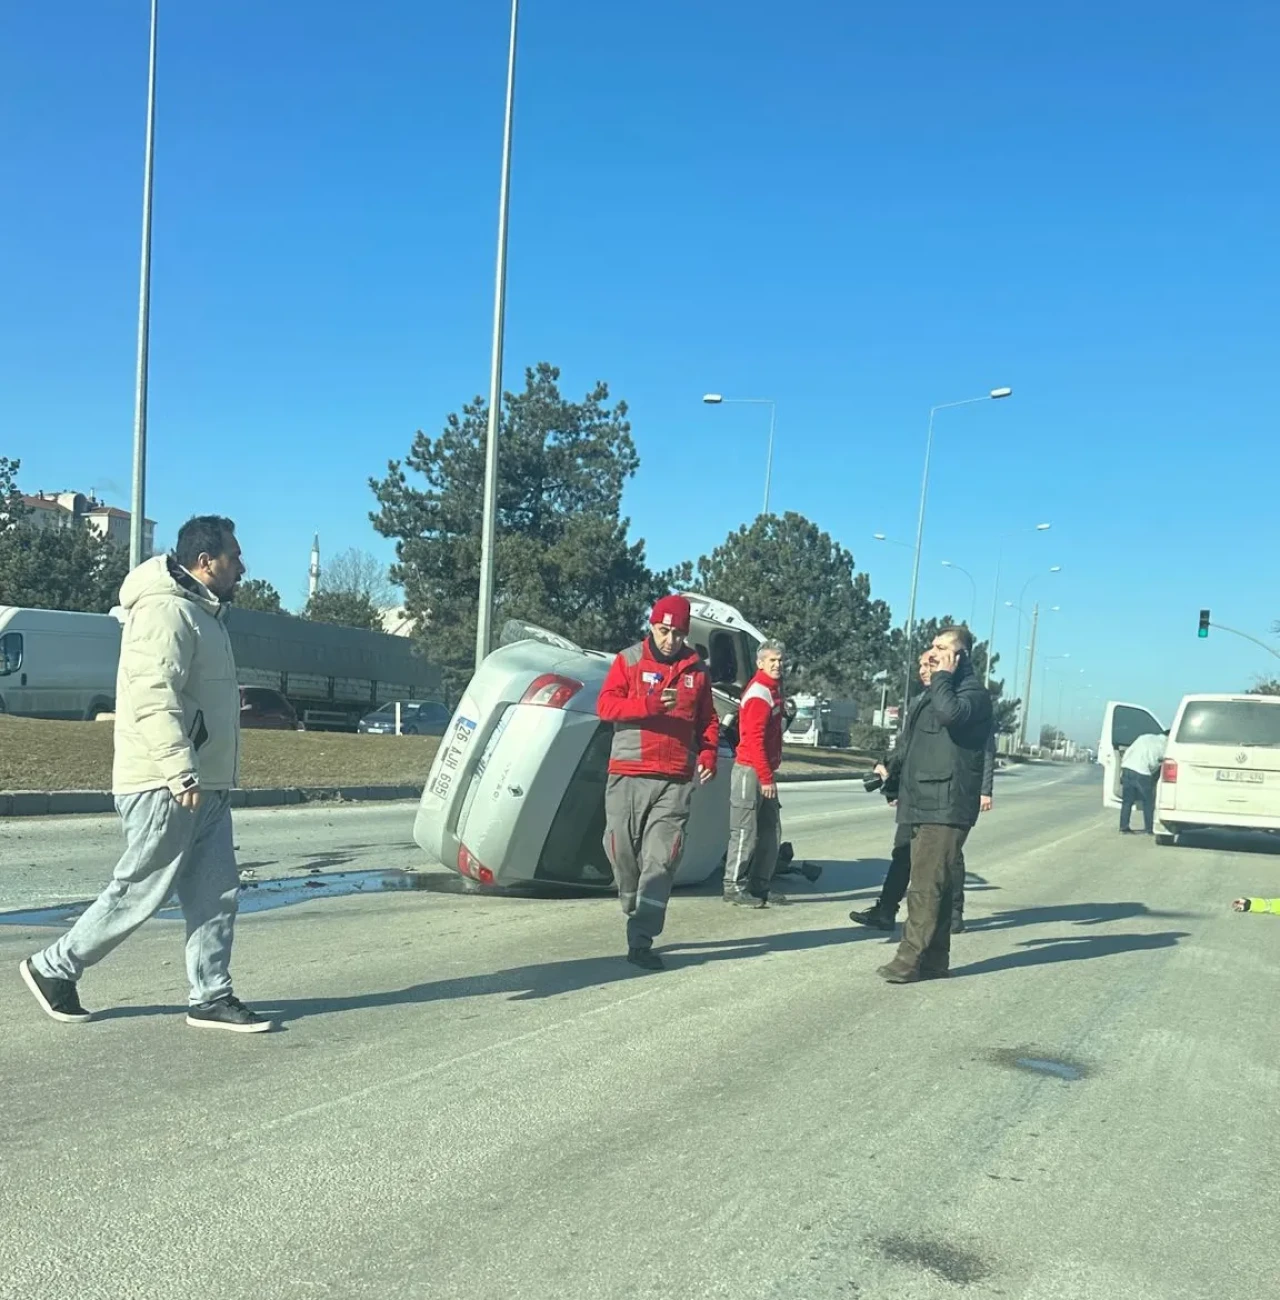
[239,686,300,731]
[357,700,450,736]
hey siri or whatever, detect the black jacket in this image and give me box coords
[886,662,993,828]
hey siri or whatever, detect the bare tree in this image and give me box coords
[321,548,399,610]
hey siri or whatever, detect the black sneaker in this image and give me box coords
[185,995,274,1034]
[731,891,768,909]
[626,947,665,972]
[20,958,92,1023]
[849,906,896,932]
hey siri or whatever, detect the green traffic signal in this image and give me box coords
[1198,609,1210,638]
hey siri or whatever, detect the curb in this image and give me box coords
[0,771,865,819]
[0,784,426,819]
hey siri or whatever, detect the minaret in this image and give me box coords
[308,533,321,600]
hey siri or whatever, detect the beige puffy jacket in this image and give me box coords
[112,555,241,796]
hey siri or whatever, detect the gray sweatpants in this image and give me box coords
[603,774,693,950]
[34,789,240,1006]
[724,763,781,897]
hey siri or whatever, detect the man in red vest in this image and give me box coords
[597,595,718,970]
[723,640,786,906]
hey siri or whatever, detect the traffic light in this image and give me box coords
[1198,609,1210,639]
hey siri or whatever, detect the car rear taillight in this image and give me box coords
[1162,759,1178,783]
[520,674,584,709]
[457,844,495,886]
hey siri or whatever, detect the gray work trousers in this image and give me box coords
[888,823,970,976]
[34,789,240,1005]
[724,763,781,897]
[603,774,694,950]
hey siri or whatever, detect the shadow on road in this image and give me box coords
[952,930,1191,978]
[969,900,1198,932]
[90,926,882,1025]
[1173,829,1280,857]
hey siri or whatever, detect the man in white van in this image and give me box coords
[19,515,273,1033]
[1120,729,1169,835]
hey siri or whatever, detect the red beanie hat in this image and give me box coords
[650,594,691,634]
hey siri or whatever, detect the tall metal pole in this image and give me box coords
[1020,601,1039,751]
[762,401,776,516]
[900,405,936,717]
[474,0,519,672]
[984,550,1003,688]
[129,0,159,571]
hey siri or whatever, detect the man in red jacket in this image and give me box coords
[597,595,718,970]
[724,640,786,906]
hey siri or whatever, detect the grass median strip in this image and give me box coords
[1,716,878,794]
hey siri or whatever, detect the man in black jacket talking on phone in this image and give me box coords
[876,625,991,984]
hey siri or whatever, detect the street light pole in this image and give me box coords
[900,387,1011,717]
[475,0,520,672]
[940,560,977,626]
[702,395,777,516]
[129,0,159,572]
[984,523,1051,688]
[1019,602,1039,751]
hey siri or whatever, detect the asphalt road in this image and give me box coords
[2,764,1277,1300]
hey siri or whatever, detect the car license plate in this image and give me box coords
[429,716,477,798]
[1216,769,1264,784]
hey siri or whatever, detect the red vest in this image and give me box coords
[736,670,784,783]
[597,639,719,781]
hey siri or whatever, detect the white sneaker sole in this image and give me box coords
[184,1013,274,1034]
[19,959,92,1024]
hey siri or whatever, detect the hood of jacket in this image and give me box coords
[118,554,225,620]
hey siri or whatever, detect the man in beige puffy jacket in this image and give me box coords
[20,515,273,1033]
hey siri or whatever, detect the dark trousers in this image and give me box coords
[1120,769,1155,832]
[886,824,969,976]
[878,822,966,919]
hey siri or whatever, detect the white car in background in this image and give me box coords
[1099,695,1280,845]
[414,598,768,888]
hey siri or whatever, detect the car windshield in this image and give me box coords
[1175,700,1280,748]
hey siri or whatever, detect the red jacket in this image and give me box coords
[597,639,719,781]
[736,670,784,784]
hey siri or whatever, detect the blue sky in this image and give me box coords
[3,0,1278,740]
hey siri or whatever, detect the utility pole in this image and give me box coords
[1020,601,1039,752]
[129,0,159,571]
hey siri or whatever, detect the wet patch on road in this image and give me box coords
[878,1235,992,1286]
[0,869,485,927]
[990,1048,1091,1081]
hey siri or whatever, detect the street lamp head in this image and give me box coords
[1049,565,1062,573]
[874,533,887,541]
[702,394,723,405]
[1035,523,1051,531]
[989,387,1013,400]
[941,560,953,567]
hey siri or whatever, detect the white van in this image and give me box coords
[1099,695,1280,844]
[0,606,123,721]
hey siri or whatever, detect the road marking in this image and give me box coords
[256,984,664,1133]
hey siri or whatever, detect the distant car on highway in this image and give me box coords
[358,700,451,736]
[413,597,768,889]
[239,686,299,730]
[1099,695,1280,844]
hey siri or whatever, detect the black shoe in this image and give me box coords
[800,861,823,883]
[1119,828,1133,835]
[185,995,274,1034]
[731,891,768,908]
[20,958,92,1023]
[626,947,665,972]
[849,905,896,932]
